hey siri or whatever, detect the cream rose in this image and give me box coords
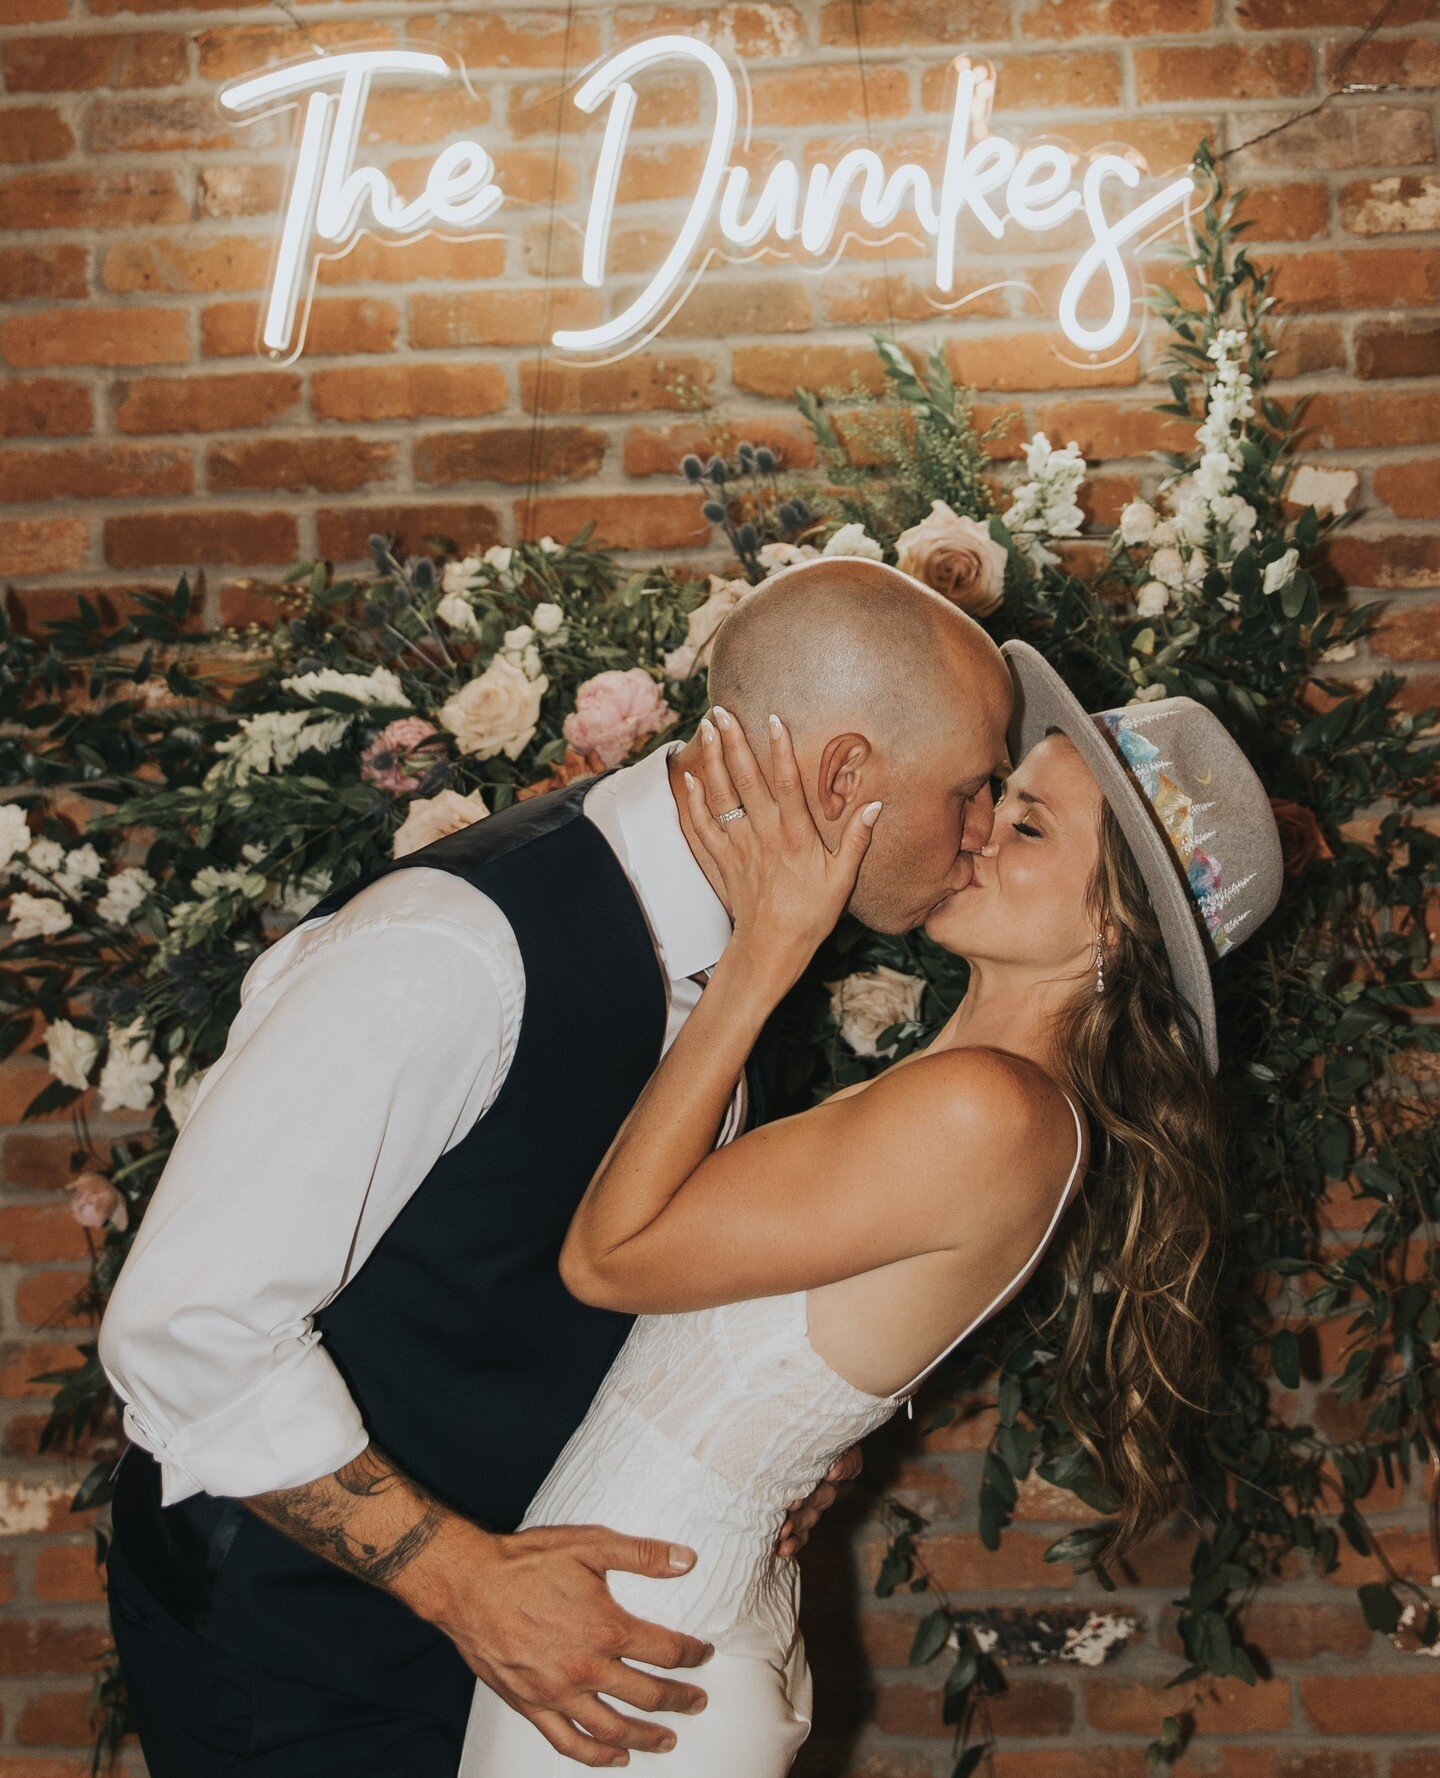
[894,501,1008,617]
[392,788,489,859]
[827,966,926,1059]
[663,577,753,681]
[438,656,547,762]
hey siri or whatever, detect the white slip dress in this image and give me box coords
[459,1091,1087,1778]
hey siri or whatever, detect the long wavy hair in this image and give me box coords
[1042,799,1229,1565]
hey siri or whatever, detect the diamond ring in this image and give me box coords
[715,806,748,825]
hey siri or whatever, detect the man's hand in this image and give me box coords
[244,1443,711,1770]
[776,1445,863,1560]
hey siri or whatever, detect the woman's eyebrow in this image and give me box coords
[1015,789,1054,814]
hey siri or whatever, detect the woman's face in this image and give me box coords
[923,732,1105,975]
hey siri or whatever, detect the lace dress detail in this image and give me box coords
[520,1093,1086,1660]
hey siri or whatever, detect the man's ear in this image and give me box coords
[816,733,871,823]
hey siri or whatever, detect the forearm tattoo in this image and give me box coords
[245,1443,447,1589]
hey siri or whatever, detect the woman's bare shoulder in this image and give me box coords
[839,1046,1082,1233]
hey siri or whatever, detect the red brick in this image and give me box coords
[1,32,186,91]
[1356,321,1440,381]
[194,20,402,84]
[0,519,89,577]
[197,163,284,220]
[0,168,185,230]
[820,0,1009,45]
[1374,460,1440,520]
[519,491,707,551]
[522,355,716,414]
[0,1618,109,1676]
[415,426,607,487]
[1235,105,1434,172]
[1240,0,1432,21]
[1303,390,1440,450]
[1373,601,1440,664]
[0,1204,91,1263]
[622,417,817,478]
[357,84,491,147]
[0,1341,86,1399]
[733,343,891,402]
[1135,40,1312,102]
[113,370,300,435]
[2,306,187,369]
[1,443,191,503]
[1320,1527,1437,1588]
[899,1531,1072,1591]
[1235,183,1330,245]
[87,94,265,155]
[0,104,74,163]
[1328,534,1440,591]
[313,234,506,288]
[1271,249,1440,313]
[14,1270,91,1331]
[409,288,604,351]
[640,278,814,338]
[2,1132,105,1192]
[0,378,92,439]
[1031,400,1195,461]
[1395,1757,1440,1778]
[1019,0,1213,33]
[1267,321,1346,381]
[104,508,299,569]
[509,70,700,140]
[1239,1599,1375,1660]
[947,333,1139,393]
[1327,35,1440,91]
[989,1756,1147,1778]
[923,50,1122,112]
[1087,1673,1291,1734]
[315,503,502,564]
[0,0,68,18]
[1301,1673,1440,1733]
[32,1544,105,1606]
[311,363,509,423]
[1206,1751,1374,1778]
[16,1686,91,1747]
[874,1677,1072,1738]
[201,297,397,359]
[0,245,87,301]
[101,236,272,296]
[407,11,602,69]
[752,64,911,126]
[206,436,395,495]
[1341,174,1440,238]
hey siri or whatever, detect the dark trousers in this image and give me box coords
[106,1536,470,1777]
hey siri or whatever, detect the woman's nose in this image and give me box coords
[978,841,1000,858]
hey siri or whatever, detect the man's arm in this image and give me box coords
[244,1442,714,1769]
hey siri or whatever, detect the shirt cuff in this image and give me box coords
[115,1337,370,1503]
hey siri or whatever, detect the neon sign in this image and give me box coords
[219,37,1196,365]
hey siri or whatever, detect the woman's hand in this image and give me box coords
[684,707,882,992]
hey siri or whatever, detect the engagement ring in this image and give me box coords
[716,807,748,824]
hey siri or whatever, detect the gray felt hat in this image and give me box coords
[1001,640,1284,1073]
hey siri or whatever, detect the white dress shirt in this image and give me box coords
[98,744,733,1507]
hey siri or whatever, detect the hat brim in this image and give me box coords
[999,640,1219,1073]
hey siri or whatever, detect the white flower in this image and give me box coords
[532,602,565,637]
[23,837,63,885]
[536,536,562,556]
[485,544,515,572]
[43,1018,99,1092]
[1193,450,1237,502]
[442,556,485,596]
[1149,520,1177,549]
[823,523,884,561]
[1320,640,1358,664]
[98,1019,163,1114]
[1151,547,1186,590]
[392,788,489,859]
[275,867,332,918]
[438,656,548,761]
[0,804,32,873]
[97,866,154,926]
[1136,581,1171,619]
[1263,548,1299,596]
[1183,550,1209,590]
[1130,683,1168,704]
[210,710,350,785]
[757,542,819,575]
[164,1053,206,1131]
[436,591,484,636]
[281,666,410,709]
[827,966,925,1059]
[1004,434,1087,555]
[1119,501,1157,546]
[502,626,543,679]
[663,576,754,681]
[9,891,71,940]
[58,843,101,893]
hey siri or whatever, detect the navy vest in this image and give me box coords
[111,778,684,1719]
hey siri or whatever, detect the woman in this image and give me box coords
[461,640,1283,1776]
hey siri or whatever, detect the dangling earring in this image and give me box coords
[1094,935,1106,997]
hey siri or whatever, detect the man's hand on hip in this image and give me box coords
[244,1443,710,1769]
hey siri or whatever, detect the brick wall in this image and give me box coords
[0,0,1437,1772]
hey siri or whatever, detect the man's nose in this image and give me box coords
[962,785,996,853]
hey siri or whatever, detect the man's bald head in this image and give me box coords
[705,556,1014,932]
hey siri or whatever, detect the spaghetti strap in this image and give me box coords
[897,1087,1087,1400]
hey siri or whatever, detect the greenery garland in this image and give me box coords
[2,152,1435,1771]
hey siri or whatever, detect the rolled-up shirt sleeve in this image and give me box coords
[97,868,523,1505]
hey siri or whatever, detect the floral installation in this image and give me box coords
[1,151,1436,1771]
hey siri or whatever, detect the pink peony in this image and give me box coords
[69,1172,127,1232]
[563,669,676,770]
[361,717,442,795]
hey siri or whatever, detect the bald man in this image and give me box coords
[99,557,1012,1778]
